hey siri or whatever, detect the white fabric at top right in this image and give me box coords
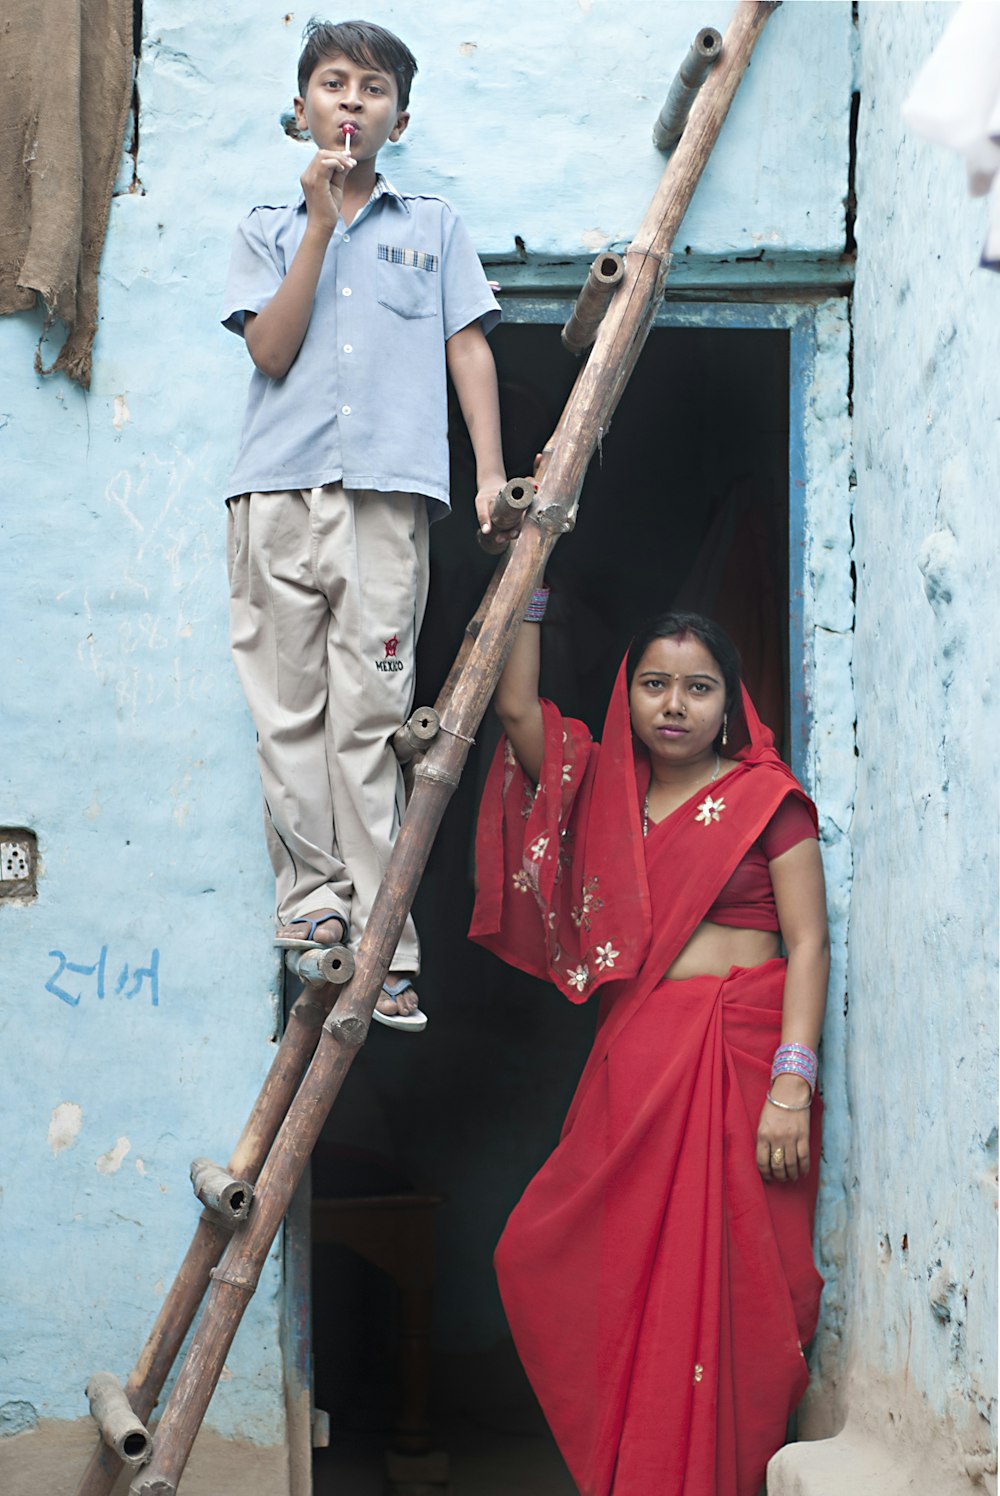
[902,0,1000,266]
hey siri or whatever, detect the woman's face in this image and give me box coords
[628,634,727,768]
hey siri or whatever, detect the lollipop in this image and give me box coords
[341,121,357,154]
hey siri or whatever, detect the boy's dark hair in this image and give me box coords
[298,18,418,111]
[626,611,743,746]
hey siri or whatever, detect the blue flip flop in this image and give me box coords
[275,912,350,951]
[373,976,427,1033]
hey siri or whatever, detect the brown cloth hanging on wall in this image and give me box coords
[0,0,133,387]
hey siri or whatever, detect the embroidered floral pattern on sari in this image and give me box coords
[593,941,620,971]
[565,964,589,993]
[695,792,726,826]
[570,875,603,931]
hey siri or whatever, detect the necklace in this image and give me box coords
[643,752,721,837]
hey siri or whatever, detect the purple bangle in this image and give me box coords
[524,587,550,622]
[771,1043,818,1094]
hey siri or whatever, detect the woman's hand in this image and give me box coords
[756,1071,812,1182]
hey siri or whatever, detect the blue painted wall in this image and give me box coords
[0,0,854,1479]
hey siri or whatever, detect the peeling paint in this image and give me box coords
[95,1137,131,1175]
[47,1103,83,1156]
[0,1401,38,1437]
[580,227,612,250]
[113,394,131,431]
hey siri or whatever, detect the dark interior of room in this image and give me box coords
[311,318,790,1493]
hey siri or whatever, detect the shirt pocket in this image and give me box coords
[376,244,440,319]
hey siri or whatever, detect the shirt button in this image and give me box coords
[343,233,351,242]
[342,287,352,297]
[342,405,351,415]
[343,343,353,353]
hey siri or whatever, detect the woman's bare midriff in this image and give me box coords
[664,920,780,981]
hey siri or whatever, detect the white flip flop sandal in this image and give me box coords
[373,977,428,1033]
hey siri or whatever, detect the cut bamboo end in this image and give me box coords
[285,944,356,986]
[85,1373,153,1469]
[561,253,626,355]
[130,1475,174,1496]
[652,27,724,153]
[477,477,537,554]
[392,706,442,764]
[189,1158,254,1223]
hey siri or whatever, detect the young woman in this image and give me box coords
[470,607,829,1496]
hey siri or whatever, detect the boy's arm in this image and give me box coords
[244,148,353,379]
[445,322,508,537]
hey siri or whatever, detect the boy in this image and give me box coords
[222,20,506,1030]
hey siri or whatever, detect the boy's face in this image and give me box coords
[294,52,409,161]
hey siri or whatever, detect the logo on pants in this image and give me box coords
[375,634,404,672]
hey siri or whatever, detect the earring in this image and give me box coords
[722,713,728,747]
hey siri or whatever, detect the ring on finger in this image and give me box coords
[771,1146,785,1166]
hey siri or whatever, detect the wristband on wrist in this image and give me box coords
[770,1042,818,1095]
[524,587,550,622]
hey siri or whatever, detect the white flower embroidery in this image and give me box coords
[548,912,558,928]
[530,834,550,861]
[694,793,726,827]
[570,876,604,931]
[566,964,589,993]
[512,869,532,893]
[594,942,620,971]
[571,892,593,928]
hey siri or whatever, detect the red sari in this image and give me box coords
[470,663,823,1496]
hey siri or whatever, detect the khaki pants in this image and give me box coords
[228,484,429,972]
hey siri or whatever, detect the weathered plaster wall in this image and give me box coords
[777,4,998,1493]
[0,0,854,1483]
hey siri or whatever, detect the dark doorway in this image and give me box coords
[311,318,790,1493]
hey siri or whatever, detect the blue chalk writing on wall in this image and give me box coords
[46,947,160,1007]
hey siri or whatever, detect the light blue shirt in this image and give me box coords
[222,179,501,516]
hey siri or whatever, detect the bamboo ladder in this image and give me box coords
[71,6,779,1493]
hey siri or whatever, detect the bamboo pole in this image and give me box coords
[72,986,336,1496]
[127,8,778,1490]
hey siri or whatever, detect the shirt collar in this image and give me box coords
[295,173,410,215]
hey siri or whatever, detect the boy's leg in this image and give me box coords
[227,491,353,931]
[315,484,429,974]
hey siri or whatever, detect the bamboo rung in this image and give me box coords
[393,706,442,764]
[189,1158,253,1224]
[478,477,537,555]
[284,943,355,986]
[85,1374,152,1469]
[652,27,724,152]
[561,253,626,355]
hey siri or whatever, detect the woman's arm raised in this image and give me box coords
[494,616,546,784]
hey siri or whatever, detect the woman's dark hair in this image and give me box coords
[626,612,743,743]
[298,19,418,109]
